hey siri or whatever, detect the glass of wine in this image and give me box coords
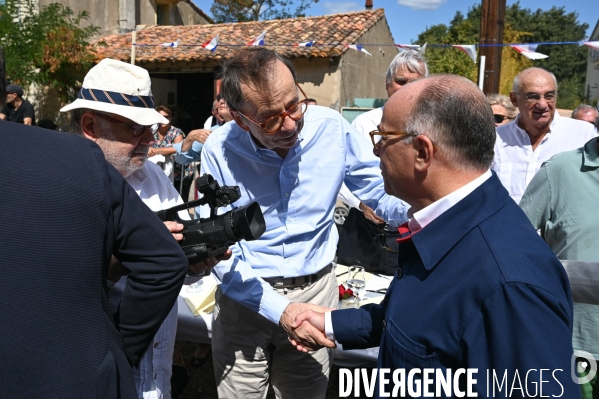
[347,266,366,306]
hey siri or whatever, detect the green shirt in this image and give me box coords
[521,137,599,358]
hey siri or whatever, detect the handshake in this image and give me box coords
[280,302,337,352]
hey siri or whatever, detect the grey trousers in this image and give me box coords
[211,267,338,399]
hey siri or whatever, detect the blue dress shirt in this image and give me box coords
[174,106,408,323]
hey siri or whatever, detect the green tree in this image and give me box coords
[210,0,318,23]
[414,2,589,108]
[0,0,102,102]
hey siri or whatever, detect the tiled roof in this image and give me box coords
[93,9,386,67]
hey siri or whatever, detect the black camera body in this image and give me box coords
[155,174,266,265]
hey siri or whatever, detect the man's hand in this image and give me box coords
[289,310,329,352]
[359,202,385,224]
[188,249,232,275]
[181,129,212,152]
[164,221,184,241]
[280,303,335,351]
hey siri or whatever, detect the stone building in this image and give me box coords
[38,0,212,36]
[94,9,398,132]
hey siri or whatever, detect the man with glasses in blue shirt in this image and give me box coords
[491,67,597,204]
[174,47,408,398]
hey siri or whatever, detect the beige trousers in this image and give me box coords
[211,268,338,399]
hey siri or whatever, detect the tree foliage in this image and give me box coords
[210,0,318,22]
[415,2,589,108]
[0,0,102,102]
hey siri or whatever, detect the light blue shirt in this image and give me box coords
[174,106,408,323]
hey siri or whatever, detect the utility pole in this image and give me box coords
[479,0,506,93]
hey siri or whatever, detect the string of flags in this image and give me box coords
[143,31,599,62]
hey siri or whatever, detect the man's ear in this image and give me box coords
[80,112,99,141]
[230,110,250,132]
[509,91,519,108]
[413,134,435,172]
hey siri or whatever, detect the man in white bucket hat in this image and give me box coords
[62,58,230,399]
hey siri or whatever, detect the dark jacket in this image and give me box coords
[0,123,188,398]
[332,174,579,398]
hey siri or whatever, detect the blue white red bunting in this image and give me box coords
[161,39,179,48]
[346,44,372,56]
[510,44,548,60]
[294,41,314,47]
[201,35,219,52]
[247,31,267,46]
[452,45,477,63]
[131,37,599,60]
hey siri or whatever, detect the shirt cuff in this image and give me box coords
[260,288,292,324]
[325,311,335,341]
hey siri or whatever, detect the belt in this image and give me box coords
[263,263,332,289]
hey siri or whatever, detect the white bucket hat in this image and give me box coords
[60,58,168,126]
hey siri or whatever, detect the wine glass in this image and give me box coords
[347,266,366,306]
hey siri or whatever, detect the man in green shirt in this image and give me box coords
[521,136,599,399]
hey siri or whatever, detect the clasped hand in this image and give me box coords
[280,302,335,353]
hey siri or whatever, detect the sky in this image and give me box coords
[192,0,599,44]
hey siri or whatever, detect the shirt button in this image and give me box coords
[286,193,290,196]
[154,342,159,348]
[396,268,403,278]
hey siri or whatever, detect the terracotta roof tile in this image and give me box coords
[94,9,385,67]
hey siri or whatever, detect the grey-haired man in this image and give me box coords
[61,58,229,399]
[339,48,428,221]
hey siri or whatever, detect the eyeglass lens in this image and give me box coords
[264,101,308,133]
[493,114,507,124]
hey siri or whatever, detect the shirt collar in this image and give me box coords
[512,110,560,137]
[408,170,493,233]
[125,165,148,192]
[583,137,599,168]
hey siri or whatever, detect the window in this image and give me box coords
[156,4,166,25]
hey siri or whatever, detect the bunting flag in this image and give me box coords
[346,44,372,56]
[452,44,477,63]
[161,39,179,48]
[201,35,219,51]
[294,41,314,47]
[582,41,599,51]
[395,44,421,50]
[247,30,267,46]
[510,44,548,60]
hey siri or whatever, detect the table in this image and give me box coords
[175,265,391,367]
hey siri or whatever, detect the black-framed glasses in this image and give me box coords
[493,114,513,124]
[95,112,158,136]
[234,84,310,134]
[369,130,438,149]
[520,92,557,104]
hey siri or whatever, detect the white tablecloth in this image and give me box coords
[175,266,392,367]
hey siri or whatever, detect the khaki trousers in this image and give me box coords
[212,267,338,399]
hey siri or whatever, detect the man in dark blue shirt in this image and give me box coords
[292,74,580,398]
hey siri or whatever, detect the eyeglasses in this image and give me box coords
[493,114,513,124]
[94,112,158,136]
[393,77,419,86]
[520,92,557,104]
[234,84,310,134]
[369,130,438,148]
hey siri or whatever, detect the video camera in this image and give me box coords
[155,174,266,265]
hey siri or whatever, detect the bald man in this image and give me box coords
[292,74,580,398]
[491,67,597,203]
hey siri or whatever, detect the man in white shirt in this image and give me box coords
[61,58,228,399]
[492,67,597,203]
[340,49,428,221]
